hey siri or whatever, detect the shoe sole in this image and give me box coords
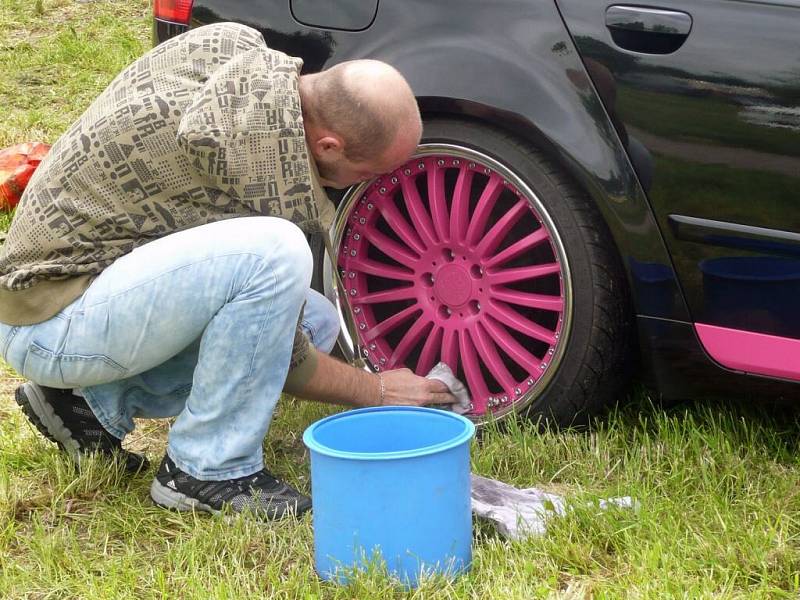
[15,382,80,458]
[150,479,310,520]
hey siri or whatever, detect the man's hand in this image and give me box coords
[380,368,455,407]
[286,348,457,408]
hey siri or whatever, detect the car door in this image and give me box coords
[557,0,800,350]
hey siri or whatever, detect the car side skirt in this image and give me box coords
[695,324,800,384]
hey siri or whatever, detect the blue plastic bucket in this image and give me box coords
[303,406,475,587]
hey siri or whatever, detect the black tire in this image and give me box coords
[422,119,633,427]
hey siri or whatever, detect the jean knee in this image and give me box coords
[261,220,313,298]
[277,223,314,288]
[222,218,313,294]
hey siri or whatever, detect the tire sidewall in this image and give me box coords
[421,119,626,426]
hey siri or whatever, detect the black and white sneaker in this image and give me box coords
[14,382,149,473]
[150,454,312,520]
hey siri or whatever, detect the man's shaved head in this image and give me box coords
[300,59,422,188]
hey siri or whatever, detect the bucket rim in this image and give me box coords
[302,406,476,460]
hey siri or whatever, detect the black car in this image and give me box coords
[155,0,800,425]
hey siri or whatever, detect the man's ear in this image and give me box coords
[315,135,344,157]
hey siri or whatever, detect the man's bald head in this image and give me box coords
[300,59,422,187]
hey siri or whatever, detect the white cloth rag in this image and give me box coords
[425,362,471,414]
[471,474,638,540]
[423,363,637,539]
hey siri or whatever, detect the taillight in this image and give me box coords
[154,0,194,25]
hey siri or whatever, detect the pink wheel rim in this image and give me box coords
[336,149,568,417]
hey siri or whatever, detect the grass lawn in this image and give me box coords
[2,1,800,598]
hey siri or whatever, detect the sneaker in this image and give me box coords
[14,381,149,473]
[150,454,312,520]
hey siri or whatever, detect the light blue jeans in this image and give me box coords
[0,218,339,480]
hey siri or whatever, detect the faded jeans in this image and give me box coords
[0,218,340,480]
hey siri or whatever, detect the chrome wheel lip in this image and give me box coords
[323,143,574,422]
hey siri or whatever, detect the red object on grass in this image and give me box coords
[0,142,50,211]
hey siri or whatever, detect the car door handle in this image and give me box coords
[605,5,692,36]
[605,5,692,54]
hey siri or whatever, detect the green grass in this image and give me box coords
[0,0,150,147]
[3,385,800,598]
[2,2,800,598]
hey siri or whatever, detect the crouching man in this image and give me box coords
[0,23,454,520]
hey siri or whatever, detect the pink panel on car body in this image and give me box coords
[695,322,800,382]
